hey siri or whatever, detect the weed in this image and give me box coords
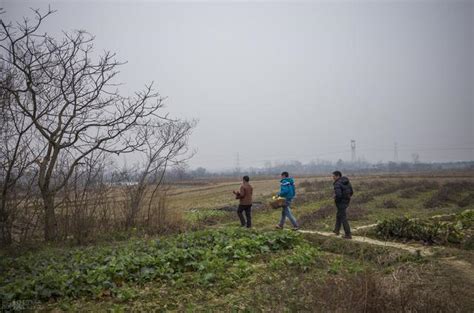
[382,199,399,209]
[348,206,369,220]
[299,205,334,227]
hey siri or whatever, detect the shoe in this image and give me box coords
[332,231,340,236]
[292,227,300,231]
[275,224,283,229]
[342,234,352,239]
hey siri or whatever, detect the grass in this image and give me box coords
[2,173,474,311]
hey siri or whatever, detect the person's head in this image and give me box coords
[243,175,250,183]
[281,171,289,179]
[332,171,342,181]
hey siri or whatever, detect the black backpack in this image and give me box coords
[341,179,354,200]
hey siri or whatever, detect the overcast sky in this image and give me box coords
[3,0,473,170]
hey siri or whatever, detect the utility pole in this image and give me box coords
[351,140,356,163]
[394,142,399,163]
[235,152,241,176]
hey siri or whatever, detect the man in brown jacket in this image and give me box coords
[233,175,253,228]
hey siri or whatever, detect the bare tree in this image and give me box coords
[0,64,40,245]
[60,150,110,244]
[0,8,192,241]
[124,120,194,229]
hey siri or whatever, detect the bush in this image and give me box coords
[382,199,399,209]
[376,217,462,244]
[374,210,474,246]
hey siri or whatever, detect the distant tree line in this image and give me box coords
[163,160,474,180]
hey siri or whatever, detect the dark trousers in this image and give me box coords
[334,202,351,235]
[237,204,252,228]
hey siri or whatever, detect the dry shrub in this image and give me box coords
[414,180,439,192]
[424,181,474,208]
[382,199,399,209]
[217,202,270,212]
[58,186,119,244]
[399,188,418,199]
[351,193,375,205]
[294,179,333,206]
[299,204,368,227]
[299,180,330,192]
[347,206,369,220]
[425,181,474,209]
[54,186,187,244]
[299,205,334,227]
[187,210,236,230]
[356,180,388,191]
[313,266,467,312]
[142,191,187,235]
[457,193,474,208]
[250,264,470,312]
[10,199,43,244]
[293,192,328,205]
[356,180,438,204]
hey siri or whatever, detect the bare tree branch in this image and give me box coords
[0,8,195,241]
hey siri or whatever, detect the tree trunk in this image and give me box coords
[42,192,58,241]
[0,210,12,246]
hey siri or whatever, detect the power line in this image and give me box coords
[394,142,399,162]
[351,140,356,163]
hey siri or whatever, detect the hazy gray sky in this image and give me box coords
[3,0,473,170]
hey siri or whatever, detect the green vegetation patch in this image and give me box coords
[373,209,474,248]
[302,233,422,266]
[0,228,302,303]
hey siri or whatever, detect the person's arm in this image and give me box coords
[237,185,246,199]
[334,183,343,201]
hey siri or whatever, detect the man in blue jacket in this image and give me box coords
[275,171,299,230]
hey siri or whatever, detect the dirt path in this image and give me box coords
[352,223,378,231]
[298,225,434,257]
[439,256,474,282]
[299,223,474,287]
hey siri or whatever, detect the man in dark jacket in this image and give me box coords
[233,176,253,228]
[332,171,353,239]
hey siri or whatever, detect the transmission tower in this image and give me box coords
[351,140,356,163]
[235,152,241,175]
[394,142,399,162]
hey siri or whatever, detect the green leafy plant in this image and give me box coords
[0,228,302,303]
[374,210,473,246]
